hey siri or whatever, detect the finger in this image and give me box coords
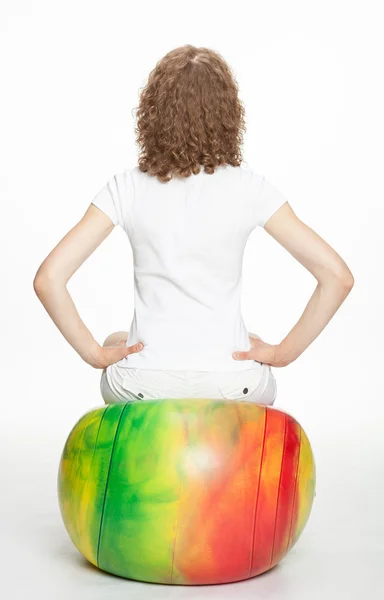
[125,342,144,355]
[105,343,144,366]
[232,351,251,360]
[104,341,128,349]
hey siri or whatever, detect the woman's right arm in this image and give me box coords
[234,201,354,367]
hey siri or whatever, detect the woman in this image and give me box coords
[33,45,354,405]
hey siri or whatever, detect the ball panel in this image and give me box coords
[58,407,106,565]
[269,416,302,567]
[174,401,268,584]
[58,404,126,566]
[98,400,190,583]
[289,425,316,549]
[249,408,287,576]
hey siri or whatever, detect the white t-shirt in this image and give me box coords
[91,164,288,371]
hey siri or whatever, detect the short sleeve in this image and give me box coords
[252,173,289,228]
[91,173,122,227]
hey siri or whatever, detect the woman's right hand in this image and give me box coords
[88,340,145,369]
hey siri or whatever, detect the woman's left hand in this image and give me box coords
[232,336,282,367]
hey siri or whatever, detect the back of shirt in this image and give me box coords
[91,163,288,371]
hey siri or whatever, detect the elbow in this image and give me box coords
[317,260,355,294]
[33,268,59,298]
[338,268,354,291]
[33,270,47,298]
[326,267,355,294]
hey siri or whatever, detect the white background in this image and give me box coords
[1,0,383,598]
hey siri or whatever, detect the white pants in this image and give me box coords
[100,360,277,405]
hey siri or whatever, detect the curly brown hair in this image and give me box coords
[133,45,246,183]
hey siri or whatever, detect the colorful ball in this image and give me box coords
[58,399,316,585]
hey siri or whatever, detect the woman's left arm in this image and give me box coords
[33,204,142,369]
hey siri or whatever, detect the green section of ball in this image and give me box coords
[58,404,126,565]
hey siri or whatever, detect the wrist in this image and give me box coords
[84,341,105,369]
[273,343,293,368]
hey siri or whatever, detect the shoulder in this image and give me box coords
[237,163,263,185]
[116,165,140,181]
[110,165,142,195]
[126,165,141,177]
[223,164,265,196]
[218,163,264,186]
[122,165,153,190]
